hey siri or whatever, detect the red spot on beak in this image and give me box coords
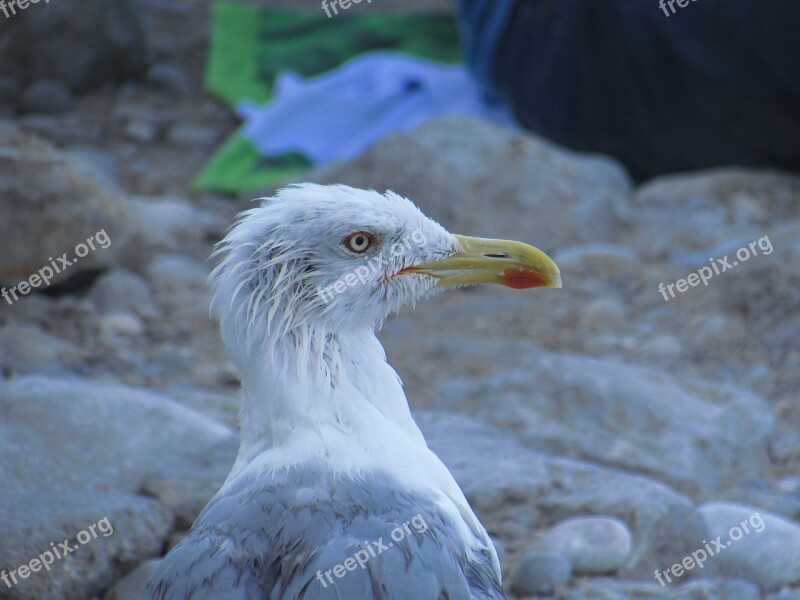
[499,267,551,290]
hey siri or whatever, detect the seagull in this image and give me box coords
[144,184,561,600]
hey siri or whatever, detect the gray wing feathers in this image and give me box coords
[143,466,504,600]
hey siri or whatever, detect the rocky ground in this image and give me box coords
[0,1,799,599]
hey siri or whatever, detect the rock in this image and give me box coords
[145,254,211,326]
[142,448,232,529]
[635,334,683,363]
[770,431,800,467]
[630,169,800,262]
[718,579,762,600]
[17,112,103,145]
[145,253,209,292]
[434,342,774,495]
[726,482,800,521]
[0,0,147,93]
[558,578,671,599]
[417,411,711,580]
[147,63,191,95]
[0,375,236,494]
[553,243,642,278]
[307,116,633,250]
[0,128,127,284]
[167,123,218,148]
[98,311,145,341]
[717,225,800,353]
[670,579,760,600]
[0,290,54,323]
[119,197,213,272]
[510,551,571,596]
[580,297,627,332]
[19,79,74,114]
[0,323,85,376]
[564,578,758,600]
[104,559,162,600]
[778,477,800,495]
[90,269,159,319]
[769,591,800,600]
[699,503,800,591]
[124,119,160,144]
[166,385,240,428]
[527,516,632,575]
[0,492,172,600]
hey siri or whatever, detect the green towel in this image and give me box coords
[194,3,461,194]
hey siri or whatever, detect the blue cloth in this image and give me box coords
[454,0,800,180]
[238,52,515,165]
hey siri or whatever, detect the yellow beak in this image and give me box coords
[400,235,562,290]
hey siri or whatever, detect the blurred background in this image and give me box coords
[0,0,798,599]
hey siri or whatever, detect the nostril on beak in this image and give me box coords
[484,253,509,259]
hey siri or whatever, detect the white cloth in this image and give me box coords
[238,52,515,165]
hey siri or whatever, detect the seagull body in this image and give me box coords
[144,184,560,599]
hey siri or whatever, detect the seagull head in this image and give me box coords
[211,184,560,354]
[211,184,562,362]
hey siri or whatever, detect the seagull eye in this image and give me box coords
[344,232,374,253]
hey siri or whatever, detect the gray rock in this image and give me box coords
[670,580,721,599]
[716,225,800,403]
[147,63,191,95]
[528,516,632,575]
[98,311,145,342]
[0,0,147,93]
[142,440,234,529]
[768,591,800,600]
[566,578,759,600]
[90,269,159,319]
[19,79,74,114]
[558,578,671,599]
[167,123,218,148]
[0,375,236,494]
[416,411,710,580]
[104,559,162,600]
[669,579,759,600]
[580,297,627,332]
[699,503,800,591]
[120,196,212,272]
[434,343,774,495]
[554,243,642,278]
[511,551,571,597]
[0,128,127,284]
[718,579,762,600]
[635,334,683,363]
[0,492,172,600]
[726,483,800,522]
[166,385,241,429]
[307,116,633,250]
[145,254,212,326]
[0,323,85,376]
[630,170,800,262]
[124,119,160,144]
